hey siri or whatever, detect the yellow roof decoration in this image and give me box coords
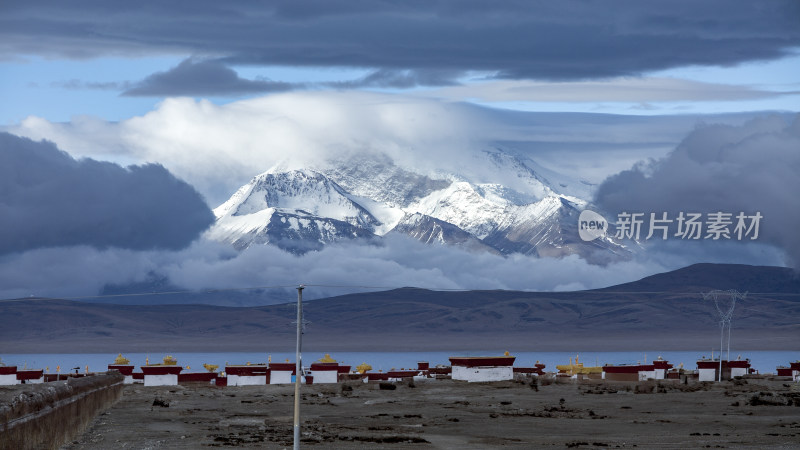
[318,353,337,363]
[356,362,372,374]
[203,363,219,373]
[556,354,602,375]
[114,353,130,365]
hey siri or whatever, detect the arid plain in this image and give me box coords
[61,376,800,449]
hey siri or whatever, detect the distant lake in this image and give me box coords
[2,350,797,374]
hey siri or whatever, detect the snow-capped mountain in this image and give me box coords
[390,212,500,254]
[206,148,626,258]
[321,152,451,208]
[207,169,379,251]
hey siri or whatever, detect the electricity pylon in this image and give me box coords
[702,289,746,381]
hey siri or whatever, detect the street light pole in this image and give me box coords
[293,285,304,450]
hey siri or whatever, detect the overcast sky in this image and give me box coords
[1,0,799,123]
[0,1,798,300]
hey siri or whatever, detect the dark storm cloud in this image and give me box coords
[122,59,301,97]
[0,133,214,254]
[594,115,800,266]
[2,1,798,82]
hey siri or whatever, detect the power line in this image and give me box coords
[0,283,797,303]
[0,285,300,303]
[72,284,301,299]
[303,284,472,291]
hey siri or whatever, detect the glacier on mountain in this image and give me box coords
[206,147,625,260]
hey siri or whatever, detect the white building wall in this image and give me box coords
[654,370,666,380]
[0,374,19,385]
[452,365,513,382]
[638,370,656,381]
[270,371,293,384]
[22,378,43,384]
[123,375,134,384]
[144,374,178,386]
[227,375,267,386]
[792,370,798,382]
[310,370,338,384]
[730,367,748,378]
[698,368,717,382]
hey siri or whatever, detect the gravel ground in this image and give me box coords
[61,377,800,449]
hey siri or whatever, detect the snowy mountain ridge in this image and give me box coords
[206,148,624,259]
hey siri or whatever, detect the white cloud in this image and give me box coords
[0,232,785,303]
[0,246,162,300]
[9,93,489,204]
[424,77,799,104]
[5,91,775,206]
[0,236,654,301]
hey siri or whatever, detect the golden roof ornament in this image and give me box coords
[556,354,602,375]
[114,353,130,365]
[318,354,337,363]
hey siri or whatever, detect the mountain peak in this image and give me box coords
[207,148,624,259]
[207,168,380,252]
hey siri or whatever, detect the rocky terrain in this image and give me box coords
[60,376,800,449]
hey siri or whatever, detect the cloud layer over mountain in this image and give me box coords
[1,230,786,302]
[0,133,214,255]
[8,92,774,207]
[0,93,794,302]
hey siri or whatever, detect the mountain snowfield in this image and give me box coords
[207,148,626,260]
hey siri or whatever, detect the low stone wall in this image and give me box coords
[0,372,124,450]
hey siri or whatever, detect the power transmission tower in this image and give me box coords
[701,289,747,381]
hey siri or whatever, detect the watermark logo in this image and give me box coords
[578,209,608,242]
[577,210,762,242]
